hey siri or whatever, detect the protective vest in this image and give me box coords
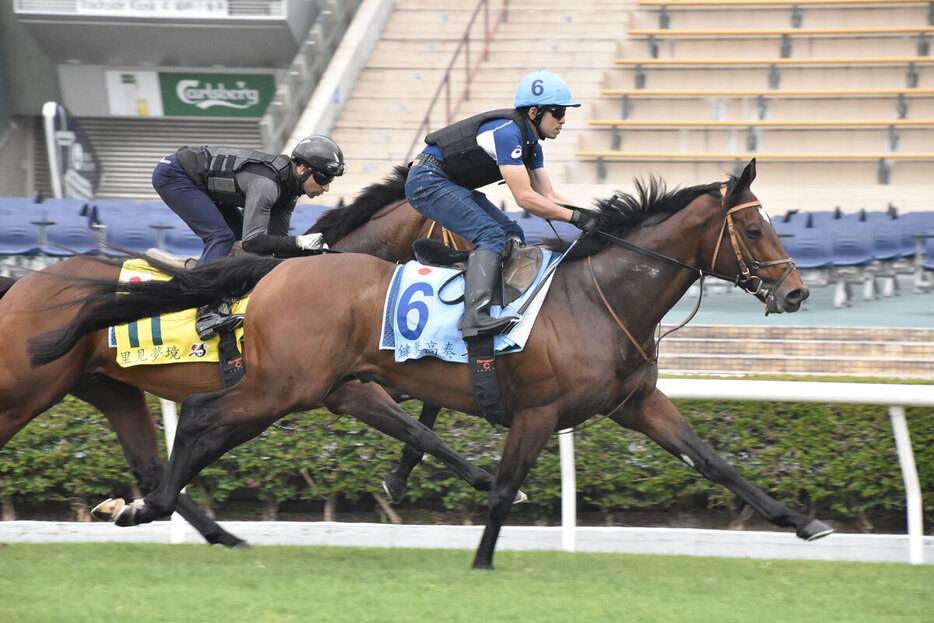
[424,109,535,190]
[176,146,295,206]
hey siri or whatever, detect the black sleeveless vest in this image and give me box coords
[176,146,295,206]
[424,109,535,190]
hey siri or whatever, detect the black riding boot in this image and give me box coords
[459,249,513,339]
[195,299,244,341]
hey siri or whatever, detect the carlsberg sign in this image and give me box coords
[160,72,274,117]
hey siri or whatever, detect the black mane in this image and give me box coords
[544,175,736,258]
[308,165,410,244]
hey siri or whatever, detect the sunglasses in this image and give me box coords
[310,161,345,186]
[542,105,567,119]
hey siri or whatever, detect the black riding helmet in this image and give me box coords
[291,135,345,186]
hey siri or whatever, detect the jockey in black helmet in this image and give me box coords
[151,134,345,338]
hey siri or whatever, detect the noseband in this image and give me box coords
[710,184,796,307]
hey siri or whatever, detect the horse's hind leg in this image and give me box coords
[71,376,248,547]
[323,382,494,494]
[381,402,442,503]
[612,389,832,541]
[111,386,279,526]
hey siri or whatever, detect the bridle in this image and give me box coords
[710,184,797,307]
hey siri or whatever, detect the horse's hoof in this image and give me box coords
[107,498,145,527]
[472,560,495,571]
[797,518,833,541]
[382,477,405,504]
[231,540,253,549]
[513,490,528,504]
[91,498,126,522]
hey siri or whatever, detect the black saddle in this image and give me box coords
[412,238,544,307]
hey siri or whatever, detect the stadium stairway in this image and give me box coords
[328,0,628,206]
[657,324,934,379]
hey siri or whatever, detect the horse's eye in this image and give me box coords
[745,228,762,240]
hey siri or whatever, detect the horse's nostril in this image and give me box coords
[787,286,809,304]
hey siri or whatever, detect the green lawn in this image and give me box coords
[0,543,930,622]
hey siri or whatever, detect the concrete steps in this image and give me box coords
[656,325,934,378]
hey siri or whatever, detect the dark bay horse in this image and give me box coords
[29,159,832,569]
[0,165,467,547]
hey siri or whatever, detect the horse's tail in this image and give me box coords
[0,275,18,301]
[27,253,284,368]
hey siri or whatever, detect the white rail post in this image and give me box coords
[559,429,576,552]
[159,398,186,544]
[889,405,924,565]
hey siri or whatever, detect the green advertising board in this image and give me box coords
[159,72,274,117]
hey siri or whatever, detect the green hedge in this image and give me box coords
[1,395,931,523]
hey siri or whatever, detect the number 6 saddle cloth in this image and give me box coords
[108,258,248,368]
[379,249,556,364]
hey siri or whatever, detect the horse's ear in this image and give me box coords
[738,158,757,189]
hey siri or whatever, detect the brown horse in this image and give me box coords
[0,166,471,547]
[30,160,832,569]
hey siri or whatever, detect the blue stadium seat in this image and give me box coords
[41,198,99,256]
[163,226,204,258]
[830,220,874,267]
[90,200,159,255]
[806,208,842,231]
[896,212,934,260]
[772,212,809,238]
[781,228,834,269]
[288,204,330,236]
[517,212,578,244]
[0,199,44,255]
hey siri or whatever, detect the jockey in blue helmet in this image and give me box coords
[405,69,596,340]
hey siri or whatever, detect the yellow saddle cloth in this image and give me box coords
[110,259,248,368]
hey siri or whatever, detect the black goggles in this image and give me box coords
[542,105,566,119]
[309,161,345,186]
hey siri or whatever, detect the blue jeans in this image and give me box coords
[405,160,525,254]
[151,154,242,265]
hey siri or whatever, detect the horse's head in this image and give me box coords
[710,159,809,314]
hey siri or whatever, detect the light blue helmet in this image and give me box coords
[513,70,581,108]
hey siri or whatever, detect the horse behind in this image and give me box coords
[0,165,468,546]
[30,159,831,569]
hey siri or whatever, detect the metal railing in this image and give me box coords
[259,0,362,152]
[404,0,510,161]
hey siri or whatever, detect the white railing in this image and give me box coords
[559,379,933,564]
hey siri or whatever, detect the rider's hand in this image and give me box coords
[570,209,599,236]
[296,233,328,251]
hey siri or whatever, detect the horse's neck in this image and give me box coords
[585,198,715,337]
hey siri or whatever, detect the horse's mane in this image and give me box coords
[308,165,410,244]
[544,174,736,259]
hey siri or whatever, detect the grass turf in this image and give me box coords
[0,543,931,622]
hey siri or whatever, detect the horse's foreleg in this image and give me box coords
[612,389,832,541]
[381,402,442,503]
[323,382,494,494]
[73,378,249,547]
[473,408,558,570]
[112,388,277,526]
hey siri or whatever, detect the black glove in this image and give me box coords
[570,209,599,236]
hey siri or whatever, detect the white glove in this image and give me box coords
[297,232,328,251]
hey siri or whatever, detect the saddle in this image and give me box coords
[412,238,544,307]
[411,238,545,430]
